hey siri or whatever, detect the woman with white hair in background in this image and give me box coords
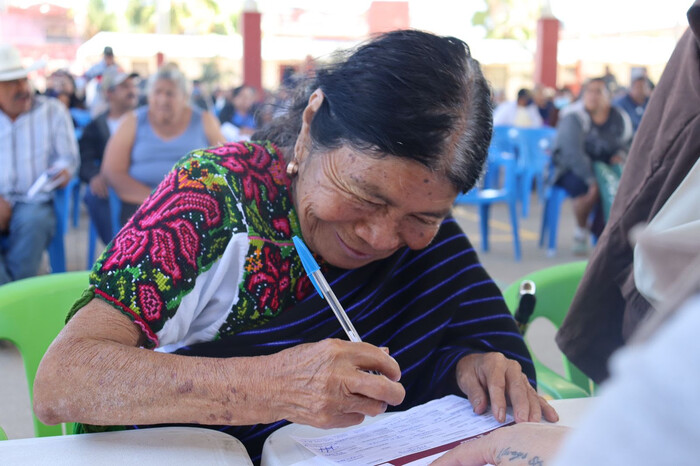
[102,63,224,224]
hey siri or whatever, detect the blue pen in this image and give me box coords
[293,236,363,343]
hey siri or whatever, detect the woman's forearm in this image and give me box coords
[34,299,406,430]
[33,300,278,427]
[103,170,153,204]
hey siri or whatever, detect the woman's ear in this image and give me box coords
[295,89,325,163]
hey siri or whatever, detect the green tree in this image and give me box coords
[84,0,117,39]
[122,0,235,36]
[472,0,540,41]
[125,0,156,33]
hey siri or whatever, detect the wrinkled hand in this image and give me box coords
[456,353,558,424]
[266,339,406,429]
[0,196,12,232]
[431,423,571,466]
[89,173,110,198]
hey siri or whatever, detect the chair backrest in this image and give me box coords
[455,151,519,204]
[502,261,593,398]
[511,127,557,170]
[491,125,517,156]
[0,271,90,437]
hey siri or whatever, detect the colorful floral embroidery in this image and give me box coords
[90,141,314,346]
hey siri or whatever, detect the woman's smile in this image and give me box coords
[335,232,374,261]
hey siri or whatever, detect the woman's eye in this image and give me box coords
[413,215,438,226]
[355,196,382,208]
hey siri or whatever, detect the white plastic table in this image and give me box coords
[0,426,253,465]
[261,397,593,466]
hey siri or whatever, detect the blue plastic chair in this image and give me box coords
[46,182,76,273]
[69,108,92,129]
[485,126,518,188]
[455,151,521,261]
[510,127,557,218]
[70,180,82,228]
[87,220,99,269]
[539,184,569,257]
[108,187,123,238]
[86,188,122,269]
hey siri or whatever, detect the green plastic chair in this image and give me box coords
[0,271,90,437]
[0,425,7,440]
[503,261,593,399]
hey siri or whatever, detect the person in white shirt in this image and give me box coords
[0,44,79,285]
[492,89,543,128]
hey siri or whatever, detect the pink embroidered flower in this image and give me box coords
[103,170,222,282]
[138,283,163,321]
[295,275,313,302]
[206,143,248,157]
[103,227,150,270]
[245,244,292,312]
[220,144,282,208]
[271,217,291,236]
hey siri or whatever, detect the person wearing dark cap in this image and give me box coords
[85,46,119,80]
[79,67,139,246]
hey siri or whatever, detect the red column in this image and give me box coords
[242,10,262,92]
[534,17,559,88]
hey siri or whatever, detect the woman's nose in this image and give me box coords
[354,215,402,252]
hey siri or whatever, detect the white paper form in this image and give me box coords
[291,395,513,466]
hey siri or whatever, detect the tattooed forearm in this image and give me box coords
[496,446,545,465]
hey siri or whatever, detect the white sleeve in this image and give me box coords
[492,102,512,126]
[552,294,700,466]
[155,232,249,353]
[529,104,544,127]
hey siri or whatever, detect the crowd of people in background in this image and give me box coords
[0,44,309,285]
[492,67,652,255]
[1,38,655,285]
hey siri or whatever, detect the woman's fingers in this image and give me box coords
[269,339,405,429]
[540,396,560,423]
[345,369,406,408]
[455,354,490,415]
[482,355,509,423]
[457,352,560,425]
[502,366,532,423]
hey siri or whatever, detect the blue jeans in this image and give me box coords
[0,202,56,285]
[84,186,113,245]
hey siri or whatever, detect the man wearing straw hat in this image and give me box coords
[0,44,79,285]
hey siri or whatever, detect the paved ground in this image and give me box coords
[0,193,585,440]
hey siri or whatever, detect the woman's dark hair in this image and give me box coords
[254,29,493,193]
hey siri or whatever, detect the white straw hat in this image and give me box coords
[0,44,44,82]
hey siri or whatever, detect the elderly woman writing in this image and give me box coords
[102,63,224,224]
[35,30,556,463]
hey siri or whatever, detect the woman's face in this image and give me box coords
[149,78,187,123]
[294,146,458,269]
